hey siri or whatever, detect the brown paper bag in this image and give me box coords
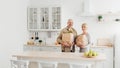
[62,33,74,46]
[76,35,88,46]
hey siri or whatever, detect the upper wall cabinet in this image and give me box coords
[70,0,93,17]
[27,6,61,31]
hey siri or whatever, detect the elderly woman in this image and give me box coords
[76,23,91,52]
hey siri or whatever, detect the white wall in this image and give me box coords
[90,0,120,14]
[0,0,28,68]
[29,0,61,7]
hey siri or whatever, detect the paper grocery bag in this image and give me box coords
[62,33,74,44]
[76,35,88,46]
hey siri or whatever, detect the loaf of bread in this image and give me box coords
[76,35,88,46]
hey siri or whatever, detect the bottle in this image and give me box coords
[34,32,39,45]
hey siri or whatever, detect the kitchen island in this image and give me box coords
[12,51,106,68]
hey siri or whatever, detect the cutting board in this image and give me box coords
[97,38,112,46]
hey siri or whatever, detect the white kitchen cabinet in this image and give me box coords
[27,6,61,46]
[91,47,113,68]
[23,45,61,52]
[27,6,61,31]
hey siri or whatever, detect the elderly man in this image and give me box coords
[57,19,77,52]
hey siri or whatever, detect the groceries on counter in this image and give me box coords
[27,35,43,45]
[27,40,34,45]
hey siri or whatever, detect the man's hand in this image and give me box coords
[68,42,74,46]
[61,42,69,46]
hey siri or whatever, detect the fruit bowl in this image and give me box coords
[84,55,97,58]
[83,50,98,58]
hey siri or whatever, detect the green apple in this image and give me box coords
[88,53,93,57]
[92,51,96,56]
[89,49,93,53]
[96,52,98,56]
[84,52,89,57]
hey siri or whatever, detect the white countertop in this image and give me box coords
[12,51,106,63]
[90,45,113,48]
[25,44,112,48]
[24,44,61,47]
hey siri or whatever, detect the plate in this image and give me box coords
[83,55,97,58]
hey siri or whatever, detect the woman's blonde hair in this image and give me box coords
[81,23,88,28]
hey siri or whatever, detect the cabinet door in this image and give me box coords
[91,47,113,68]
[103,48,113,68]
[23,45,33,51]
[27,7,61,30]
[91,48,105,68]
[40,46,61,52]
[40,7,49,29]
[23,45,61,52]
[48,46,61,52]
[52,7,61,29]
[27,8,38,29]
[32,46,42,51]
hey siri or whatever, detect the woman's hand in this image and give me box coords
[76,42,85,48]
[80,45,85,48]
